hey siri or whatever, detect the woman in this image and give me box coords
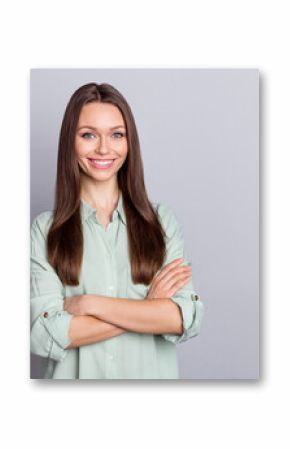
[30,82,204,379]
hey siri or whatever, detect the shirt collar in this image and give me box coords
[80,190,127,226]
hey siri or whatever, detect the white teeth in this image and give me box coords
[90,159,113,165]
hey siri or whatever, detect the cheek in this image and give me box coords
[75,144,90,159]
[118,142,128,157]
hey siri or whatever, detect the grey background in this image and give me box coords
[30,68,259,380]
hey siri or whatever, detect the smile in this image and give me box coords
[87,158,115,169]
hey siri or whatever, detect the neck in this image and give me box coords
[80,175,120,210]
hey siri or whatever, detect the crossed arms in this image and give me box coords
[64,294,183,349]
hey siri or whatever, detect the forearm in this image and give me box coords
[86,296,183,335]
[65,315,128,349]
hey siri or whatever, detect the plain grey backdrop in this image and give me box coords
[30,68,259,380]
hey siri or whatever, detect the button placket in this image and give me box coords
[107,251,117,297]
[106,351,119,379]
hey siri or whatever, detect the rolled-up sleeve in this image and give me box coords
[30,213,73,362]
[156,203,205,344]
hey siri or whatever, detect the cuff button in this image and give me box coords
[43,311,49,318]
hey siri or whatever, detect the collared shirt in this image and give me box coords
[30,192,205,379]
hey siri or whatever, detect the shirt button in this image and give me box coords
[43,312,48,318]
[108,354,114,360]
[109,286,114,290]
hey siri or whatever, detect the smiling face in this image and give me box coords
[75,102,128,182]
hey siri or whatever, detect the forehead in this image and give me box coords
[78,102,125,127]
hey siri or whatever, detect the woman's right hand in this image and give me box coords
[146,258,192,300]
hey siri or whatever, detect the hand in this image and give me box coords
[146,258,192,300]
[63,294,89,316]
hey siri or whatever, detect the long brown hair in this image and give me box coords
[47,82,166,286]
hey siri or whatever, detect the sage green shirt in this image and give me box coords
[30,192,205,379]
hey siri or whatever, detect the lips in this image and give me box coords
[88,158,115,161]
[87,158,115,169]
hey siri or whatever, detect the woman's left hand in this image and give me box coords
[63,294,88,316]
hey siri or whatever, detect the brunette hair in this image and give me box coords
[47,82,166,286]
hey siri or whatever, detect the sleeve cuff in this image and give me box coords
[161,294,205,344]
[31,309,74,362]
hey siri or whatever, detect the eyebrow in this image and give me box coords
[77,125,126,131]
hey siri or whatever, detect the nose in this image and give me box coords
[96,135,110,155]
